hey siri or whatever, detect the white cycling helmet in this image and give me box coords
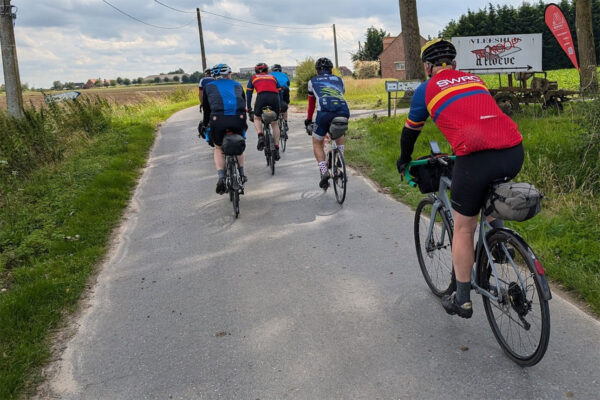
[212,63,232,77]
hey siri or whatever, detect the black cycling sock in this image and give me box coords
[238,166,245,176]
[456,280,471,304]
[490,219,504,229]
[217,169,225,180]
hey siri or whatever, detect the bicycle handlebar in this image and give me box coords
[404,155,456,188]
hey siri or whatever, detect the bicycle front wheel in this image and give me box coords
[478,229,550,366]
[278,118,287,152]
[332,149,347,204]
[414,197,455,297]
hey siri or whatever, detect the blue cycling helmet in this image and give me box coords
[212,63,232,78]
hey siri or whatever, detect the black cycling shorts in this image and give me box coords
[280,101,288,113]
[209,113,247,147]
[254,92,280,117]
[450,143,524,217]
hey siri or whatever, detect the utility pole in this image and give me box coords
[0,0,23,117]
[196,8,207,71]
[332,23,339,69]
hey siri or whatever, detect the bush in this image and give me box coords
[294,57,316,100]
[353,61,380,79]
[0,97,112,183]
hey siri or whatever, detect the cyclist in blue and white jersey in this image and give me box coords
[305,57,350,189]
[271,64,291,130]
[202,64,248,194]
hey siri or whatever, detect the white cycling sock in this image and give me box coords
[318,161,327,175]
[338,144,344,154]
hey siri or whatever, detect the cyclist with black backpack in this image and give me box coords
[396,39,524,318]
[305,57,350,190]
[202,64,248,194]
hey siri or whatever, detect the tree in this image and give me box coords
[399,0,426,80]
[182,74,190,83]
[294,57,316,99]
[94,78,103,87]
[351,26,388,61]
[52,80,63,90]
[189,71,202,83]
[163,77,170,82]
[154,77,160,84]
[168,68,184,74]
[577,0,598,93]
[64,82,75,90]
[110,80,117,86]
[123,78,131,85]
[116,77,123,84]
[173,75,180,82]
[137,77,144,84]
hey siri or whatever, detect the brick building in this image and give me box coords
[379,33,427,80]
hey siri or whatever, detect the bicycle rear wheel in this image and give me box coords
[279,118,287,152]
[264,128,271,166]
[478,229,550,366]
[414,197,455,297]
[269,133,275,175]
[231,160,240,218]
[332,149,347,204]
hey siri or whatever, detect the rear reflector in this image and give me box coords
[534,259,545,275]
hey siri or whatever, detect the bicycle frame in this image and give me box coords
[407,160,530,306]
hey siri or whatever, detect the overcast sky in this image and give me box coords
[2,0,543,88]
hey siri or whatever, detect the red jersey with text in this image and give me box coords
[406,69,522,156]
[247,73,279,94]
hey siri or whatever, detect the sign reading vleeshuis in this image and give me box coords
[544,3,579,70]
[452,34,543,74]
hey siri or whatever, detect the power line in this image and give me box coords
[153,0,329,31]
[102,0,194,30]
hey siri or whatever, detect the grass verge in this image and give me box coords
[0,94,197,399]
[345,102,600,316]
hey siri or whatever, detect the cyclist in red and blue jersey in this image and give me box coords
[247,63,282,160]
[271,64,291,130]
[305,57,350,189]
[397,39,524,319]
[202,64,248,194]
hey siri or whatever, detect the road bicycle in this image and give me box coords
[306,122,348,204]
[261,106,278,175]
[405,142,551,366]
[278,114,288,152]
[221,131,246,218]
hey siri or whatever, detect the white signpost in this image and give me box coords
[44,91,81,104]
[452,33,543,74]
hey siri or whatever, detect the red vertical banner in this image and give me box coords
[545,3,579,70]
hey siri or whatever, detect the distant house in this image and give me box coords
[83,79,97,89]
[73,82,84,89]
[339,66,352,76]
[379,33,427,80]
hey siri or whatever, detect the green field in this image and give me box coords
[344,100,600,316]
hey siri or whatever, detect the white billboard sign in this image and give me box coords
[385,81,422,92]
[452,34,542,74]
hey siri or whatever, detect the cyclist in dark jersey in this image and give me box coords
[198,68,215,107]
[396,39,524,319]
[305,57,350,189]
[202,64,248,194]
[246,63,282,160]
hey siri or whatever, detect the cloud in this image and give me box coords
[2,0,553,88]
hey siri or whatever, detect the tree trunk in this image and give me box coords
[399,0,426,81]
[576,0,598,93]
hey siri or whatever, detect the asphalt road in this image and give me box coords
[41,107,600,399]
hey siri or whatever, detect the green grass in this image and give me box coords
[344,102,600,316]
[0,94,197,399]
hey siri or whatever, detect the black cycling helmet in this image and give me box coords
[255,62,268,73]
[315,57,333,73]
[272,64,282,72]
[204,68,212,76]
[421,38,457,66]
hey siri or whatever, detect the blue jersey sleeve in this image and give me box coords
[406,81,429,129]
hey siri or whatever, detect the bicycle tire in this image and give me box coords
[231,159,240,217]
[264,127,271,166]
[414,197,455,297]
[279,118,287,152]
[332,149,347,204]
[269,132,275,175]
[478,229,550,366]
[227,158,234,202]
